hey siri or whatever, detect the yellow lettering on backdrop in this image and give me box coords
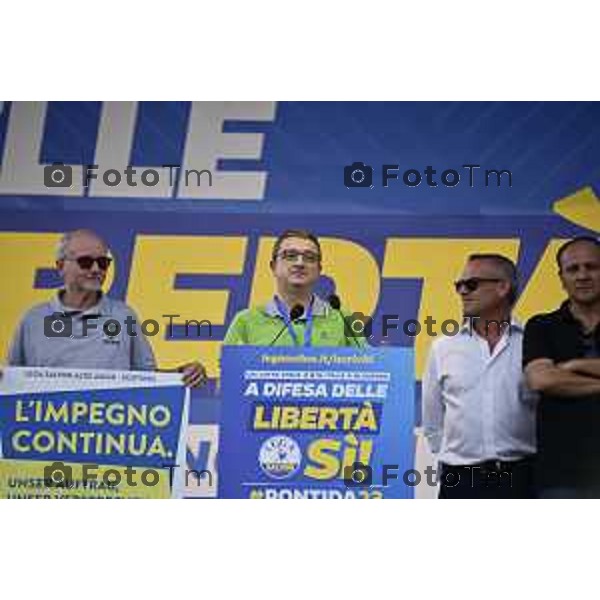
[553,187,600,231]
[382,238,520,379]
[4,188,600,383]
[0,232,116,362]
[513,240,569,323]
[0,233,60,361]
[127,235,247,376]
[515,186,600,324]
[248,237,380,316]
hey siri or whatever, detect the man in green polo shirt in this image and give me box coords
[224,229,366,347]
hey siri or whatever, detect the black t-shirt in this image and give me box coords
[523,301,600,489]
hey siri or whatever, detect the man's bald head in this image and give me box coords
[56,229,111,295]
[56,229,108,261]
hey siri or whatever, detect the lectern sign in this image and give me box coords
[219,347,415,499]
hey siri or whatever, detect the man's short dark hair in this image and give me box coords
[271,229,322,263]
[467,253,519,305]
[556,236,600,270]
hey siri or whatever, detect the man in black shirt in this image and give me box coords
[524,236,600,497]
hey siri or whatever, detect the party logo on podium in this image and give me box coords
[258,435,302,479]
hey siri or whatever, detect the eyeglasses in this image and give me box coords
[454,277,502,293]
[65,256,113,270]
[278,250,321,264]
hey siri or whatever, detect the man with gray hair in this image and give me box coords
[6,229,206,387]
[422,253,536,498]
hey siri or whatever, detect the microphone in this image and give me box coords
[328,294,341,311]
[289,304,305,321]
[328,294,361,347]
[268,304,305,346]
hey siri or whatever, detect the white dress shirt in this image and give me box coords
[422,319,536,465]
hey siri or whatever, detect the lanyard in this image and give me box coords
[274,296,314,347]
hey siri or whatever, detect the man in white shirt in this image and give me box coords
[422,253,536,499]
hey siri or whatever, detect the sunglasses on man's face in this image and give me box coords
[454,277,502,293]
[65,256,112,270]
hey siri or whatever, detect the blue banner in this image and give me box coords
[0,368,189,499]
[218,347,415,499]
[2,101,600,499]
[1,101,599,216]
[0,386,184,468]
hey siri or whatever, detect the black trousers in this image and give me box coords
[438,457,535,499]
